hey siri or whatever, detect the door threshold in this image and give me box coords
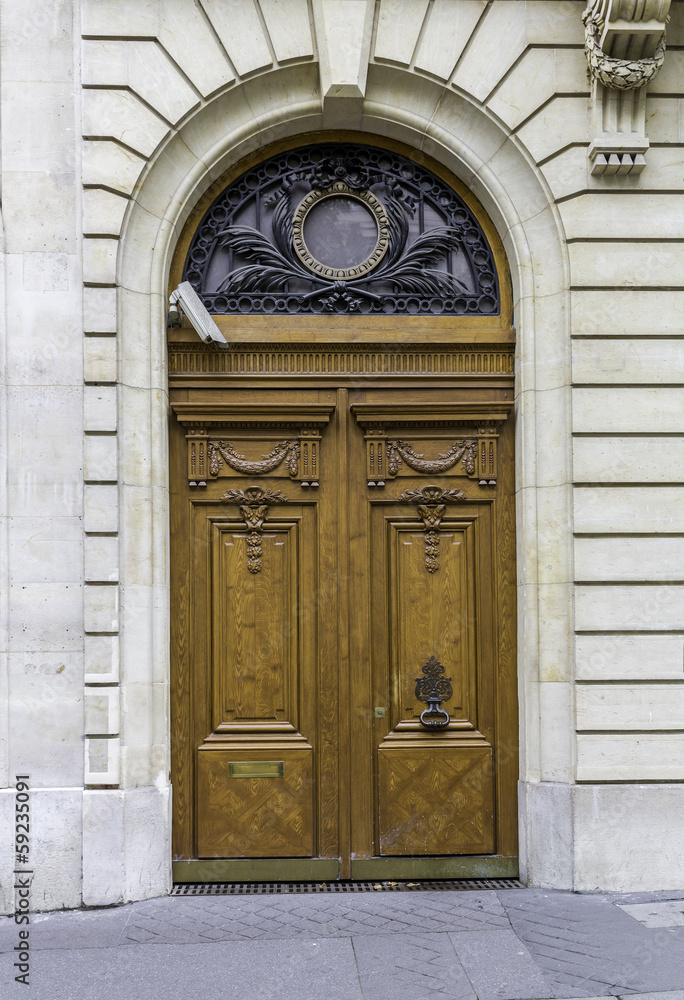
[173,858,340,883]
[172,856,518,884]
[351,856,518,880]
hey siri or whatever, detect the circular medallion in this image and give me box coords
[292,182,390,280]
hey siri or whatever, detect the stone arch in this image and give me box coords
[113,65,572,897]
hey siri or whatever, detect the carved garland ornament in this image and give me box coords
[219,487,289,574]
[583,2,666,90]
[397,486,467,573]
[208,439,300,479]
[386,439,477,478]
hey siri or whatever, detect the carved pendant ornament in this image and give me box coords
[183,144,499,316]
[415,655,453,729]
[397,486,467,573]
[219,487,289,574]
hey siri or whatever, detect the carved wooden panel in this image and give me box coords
[378,746,494,856]
[389,518,476,725]
[198,749,314,857]
[213,518,299,726]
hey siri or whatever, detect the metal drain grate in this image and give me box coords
[171,878,524,895]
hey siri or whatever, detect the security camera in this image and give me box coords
[168,281,227,345]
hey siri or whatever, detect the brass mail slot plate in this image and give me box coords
[228,761,284,779]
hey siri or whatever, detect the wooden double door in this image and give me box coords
[170,383,517,879]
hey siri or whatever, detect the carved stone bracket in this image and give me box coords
[397,486,467,573]
[219,487,289,574]
[583,0,671,175]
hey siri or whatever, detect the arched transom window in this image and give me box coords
[183,143,500,317]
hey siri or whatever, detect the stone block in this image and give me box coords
[414,0,485,81]
[81,0,160,36]
[84,484,118,533]
[7,386,83,517]
[84,435,117,482]
[374,0,429,66]
[84,535,119,583]
[22,251,69,291]
[123,785,171,901]
[85,686,120,735]
[82,90,169,158]
[572,290,684,337]
[8,516,82,584]
[9,581,83,651]
[526,0,584,45]
[575,536,684,582]
[82,789,124,907]
[84,584,119,632]
[200,0,272,77]
[644,95,681,143]
[83,238,118,285]
[2,82,75,174]
[120,583,169,685]
[28,789,82,911]
[573,437,684,484]
[8,651,84,787]
[560,193,684,241]
[159,0,235,97]
[539,682,574,783]
[569,243,684,289]
[83,188,129,238]
[82,140,146,196]
[83,287,118,333]
[575,784,684,890]
[575,584,684,631]
[84,336,118,384]
[84,385,117,432]
[260,0,313,63]
[85,634,120,684]
[576,682,684,731]
[577,733,684,781]
[451,0,527,103]
[121,681,167,748]
[1,0,75,84]
[572,339,684,385]
[576,634,684,681]
[519,780,574,889]
[517,96,589,164]
[85,737,120,785]
[2,172,77,254]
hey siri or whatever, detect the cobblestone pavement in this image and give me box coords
[1,887,684,1000]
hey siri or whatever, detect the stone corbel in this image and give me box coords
[583,0,671,176]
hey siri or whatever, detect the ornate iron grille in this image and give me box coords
[183,144,500,317]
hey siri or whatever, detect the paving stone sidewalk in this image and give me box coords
[1,887,684,1000]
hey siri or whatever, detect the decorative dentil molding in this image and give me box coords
[583,0,671,176]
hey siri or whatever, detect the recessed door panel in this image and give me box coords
[214,520,299,727]
[198,748,314,857]
[390,518,476,725]
[378,746,494,855]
